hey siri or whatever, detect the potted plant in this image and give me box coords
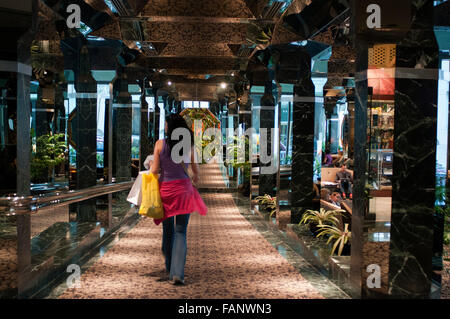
[31,133,67,183]
[229,135,251,195]
[299,208,344,236]
[255,194,276,218]
[316,223,352,256]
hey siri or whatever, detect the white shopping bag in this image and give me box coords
[127,155,153,206]
[143,155,153,170]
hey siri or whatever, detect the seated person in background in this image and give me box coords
[335,164,353,200]
[344,157,354,169]
[322,148,333,167]
[332,150,345,167]
[320,188,331,202]
[328,191,342,208]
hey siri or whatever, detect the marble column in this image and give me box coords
[220,101,227,163]
[388,0,440,298]
[238,94,252,197]
[346,88,356,159]
[312,77,328,182]
[434,17,450,296]
[349,39,369,299]
[227,110,239,180]
[73,46,98,222]
[153,90,161,143]
[167,96,175,113]
[139,80,150,170]
[55,83,66,134]
[90,70,117,229]
[162,94,169,115]
[290,60,315,224]
[258,80,278,198]
[112,70,132,182]
[35,85,52,138]
[0,0,36,297]
[174,100,182,114]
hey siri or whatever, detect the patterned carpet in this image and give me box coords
[58,191,323,299]
[196,162,229,189]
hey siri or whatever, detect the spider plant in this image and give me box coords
[316,223,351,256]
[299,208,344,228]
[255,194,277,217]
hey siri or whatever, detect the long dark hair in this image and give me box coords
[165,113,194,153]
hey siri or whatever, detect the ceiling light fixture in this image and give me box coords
[221,82,227,89]
[168,81,172,86]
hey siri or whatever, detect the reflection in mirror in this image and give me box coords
[360,44,396,297]
[278,92,293,230]
[436,58,449,296]
[130,84,141,179]
[30,72,69,193]
[250,88,262,212]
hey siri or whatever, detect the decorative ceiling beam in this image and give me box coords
[138,56,245,70]
[165,69,233,76]
[156,43,235,58]
[143,21,248,44]
[139,0,254,18]
[126,16,276,24]
[153,75,235,84]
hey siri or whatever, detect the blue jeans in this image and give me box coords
[338,179,353,195]
[162,214,190,281]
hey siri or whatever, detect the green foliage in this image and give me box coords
[246,23,273,45]
[224,135,252,180]
[181,108,220,164]
[131,146,139,159]
[31,133,67,181]
[435,184,450,219]
[313,155,321,178]
[255,194,276,217]
[444,232,450,246]
[299,208,344,228]
[182,108,220,130]
[316,223,351,256]
[97,153,104,167]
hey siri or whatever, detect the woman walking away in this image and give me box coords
[150,113,208,285]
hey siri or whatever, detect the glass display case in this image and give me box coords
[279,98,293,166]
[369,149,393,189]
[368,102,394,189]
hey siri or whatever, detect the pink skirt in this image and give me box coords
[153,178,208,225]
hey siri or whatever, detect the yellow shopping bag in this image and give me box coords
[138,173,164,219]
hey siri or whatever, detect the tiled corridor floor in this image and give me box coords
[54,163,348,299]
